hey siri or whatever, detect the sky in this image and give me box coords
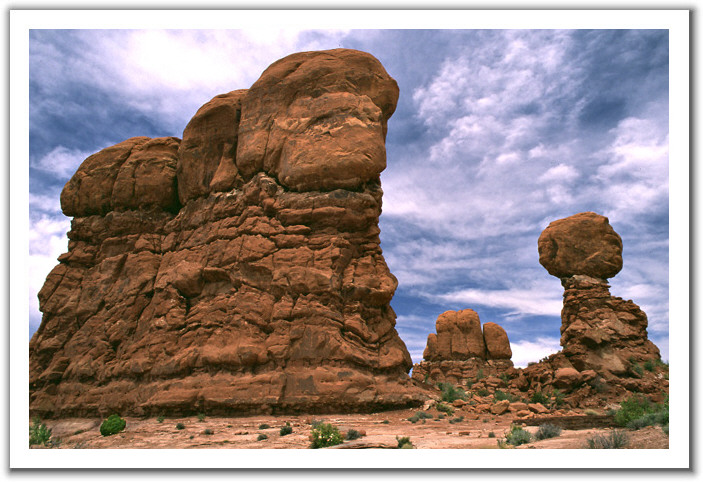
[28,28,670,367]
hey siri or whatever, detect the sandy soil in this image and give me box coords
[31,408,669,450]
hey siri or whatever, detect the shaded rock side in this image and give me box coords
[412,310,513,385]
[29,48,428,418]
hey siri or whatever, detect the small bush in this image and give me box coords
[494,390,518,403]
[662,424,669,436]
[310,423,343,449]
[156,415,165,423]
[203,428,214,435]
[630,363,644,377]
[488,431,496,438]
[257,433,268,441]
[197,413,206,422]
[29,418,52,446]
[100,414,127,436]
[396,436,413,449]
[643,359,655,372]
[614,394,662,427]
[627,409,669,430]
[382,420,390,424]
[477,388,490,397]
[436,403,454,415]
[586,430,629,449]
[551,389,565,407]
[258,423,270,430]
[530,391,549,405]
[408,415,419,424]
[499,373,511,385]
[448,416,464,424]
[535,423,562,440]
[345,429,362,440]
[439,382,467,403]
[504,425,532,446]
[280,423,293,436]
[476,369,485,381]
[588,376,609,393]
[176,423,186,430]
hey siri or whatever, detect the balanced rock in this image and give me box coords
[412,309,513,385]
[538,211,623,279]
[29,49,428,418]
[537,212,660,378]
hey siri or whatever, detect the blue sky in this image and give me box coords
[28,29,670,367]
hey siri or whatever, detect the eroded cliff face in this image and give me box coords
[30,49,428,418]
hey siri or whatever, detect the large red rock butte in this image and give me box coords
[30,49,430,418]
[536,212,660,379]
[412,309,513,385]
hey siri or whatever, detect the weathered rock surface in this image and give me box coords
[538,211,623,280]
[29,49,428,418]
[412,310,513,385]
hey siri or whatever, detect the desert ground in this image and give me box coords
[32,407,668,450]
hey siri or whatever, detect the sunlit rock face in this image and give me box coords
[30,49,429,418]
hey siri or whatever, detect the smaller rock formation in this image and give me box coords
[412,309,513,385]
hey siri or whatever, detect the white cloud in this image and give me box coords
[31,145,91,180]
[539,163,579,184]
[511,337,562,368]
[430,287,563,318]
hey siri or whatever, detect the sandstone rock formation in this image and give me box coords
[537,212,660,379]
[412,309,513,385]
[29,49,429,418]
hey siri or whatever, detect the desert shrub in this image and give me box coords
[257,433,268,441]
[197,413,206,422]
[29,418,52,446]
[630,363,644,377]
[345,429,362,440]
[504,425,532,446]
[475,369,485,381]
[203,428,214,435]
[551,389,565,407]
[499,373,511,385]
[614,394,663,427]
[407,415,419,423]
[100,414,126,436]
[258,423,270,430]
[310,423,343,449]
[477,388,490,397]
[643,359,655,372]
[662,424,669,436]
[382,420,390,424]
[176,423,186,430]
[156,415,164,423]
[530,391,549,405]
[436,403,454,415]
[586,430,629,449]
[588,376,609,393]
[448,416,464,424]
[494,390,518,403]
[488,431,496,438]
[439,382,467,403]
[535,423,562,440]
[280,423,293,436]
[396,436,413,449]
[626,404,668,430]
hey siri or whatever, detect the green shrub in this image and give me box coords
[488,431,496,438]
[100,414,126,436]
[530,391,549,404]
[586,430,629,449]
[408,415,419,424]
[29,418,52,446]
[627,408,668,430]
[477,388,490,397]
[203,428,214,435]
[310,423,343,448]
[156,415,164,423]
[258,423,270,430]
[396,436,413,449]
[494,390,518,403]
[614,394,663,427]
[643,359,655,372]
[662,424,669,436]
[257,433,268,441]
[345,429,363,440]
[588,376,609,393]
[499,373,510,385]
[475,369,485,381]
[176,422,186,430]
[448,416,464,424]
[436,403,454,415]
[382,420,390,424]
[197,413,206,422]
[551,389,565,407]
[439,382,467,403]
[503,425,532,446]
[630,363,644,377]
[535,423,562,440]
[280,423,293,436]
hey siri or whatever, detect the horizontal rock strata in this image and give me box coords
[30,49,429,418]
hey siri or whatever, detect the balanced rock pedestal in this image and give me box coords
[29,49,429,418]
[412,309,513,385]
[537,212,660,379]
